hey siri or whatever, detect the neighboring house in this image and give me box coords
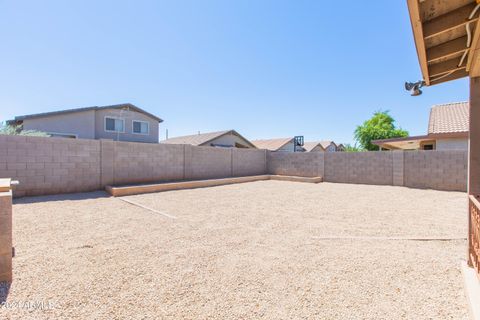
[302,142,326,152]
[336,144,345,152]
[319,141,338,152]
[372,102,468,151]
[302,141,341,152]
[252,138,296,152]
[161,130,256,148]
[8,103,162,143]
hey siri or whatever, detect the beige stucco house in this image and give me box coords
[373,102,468,151]
[302,141,340,152]
[9,103,162,143]
[320,141,338,152]
[161,130,256,148]
[302,142,326,152]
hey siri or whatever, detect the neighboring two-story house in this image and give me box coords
[8,103,162,143]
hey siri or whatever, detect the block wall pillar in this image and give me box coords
[100,139,115,187]
[392,150,405,186]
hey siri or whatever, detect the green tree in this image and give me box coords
[354,111,408,151]
[343,143,363,152]
[0,123,50,137]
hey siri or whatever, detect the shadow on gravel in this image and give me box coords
[13,191,110,204]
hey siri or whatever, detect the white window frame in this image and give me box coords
[132,120,150,135]
[104,116,125,133]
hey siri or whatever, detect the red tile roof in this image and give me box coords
[428,102,468,135]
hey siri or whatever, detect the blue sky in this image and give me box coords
[0,0,469,144]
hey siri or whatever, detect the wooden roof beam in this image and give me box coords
[407,0,430,85]
[428,58,467,77]
[430,68,469,85]
[423,3,479,40]
[427,36,468,63]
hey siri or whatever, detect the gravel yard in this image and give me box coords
[1,181,469,319]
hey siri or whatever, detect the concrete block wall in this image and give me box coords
[112,141,184,185]
[0,135,468,196]
[0,135,268,196]
[267,152,324,177]
[268,150,467,191]
[232,148,267,177]
[187,145,232,180]
[325,152,393,185]
[0,135,101,197]
[404,150,467,191]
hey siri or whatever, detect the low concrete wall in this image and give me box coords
[0,135,268,197]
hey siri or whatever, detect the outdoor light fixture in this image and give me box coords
[405,80,425,96]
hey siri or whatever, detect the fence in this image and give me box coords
[0,135,469,197]
[268,150,468,192]
[469,195,480,277]
[0,135,267,197]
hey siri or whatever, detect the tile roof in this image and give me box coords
[161,130,256,148]
[428,102,468,135]
[251,138,293,151]
[302,141,326,152]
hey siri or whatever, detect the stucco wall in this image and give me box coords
[309,145,325,152]
[94,108,159,143]
[436,138,468,150]
[21,108,160,143]
[22,110,96,139]
[278,141,295,152]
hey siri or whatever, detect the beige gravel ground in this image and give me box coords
[1,181,469,319]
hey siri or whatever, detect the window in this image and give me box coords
[105,117,124,132]
[423,144,434,150]
[132,120,149,134]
